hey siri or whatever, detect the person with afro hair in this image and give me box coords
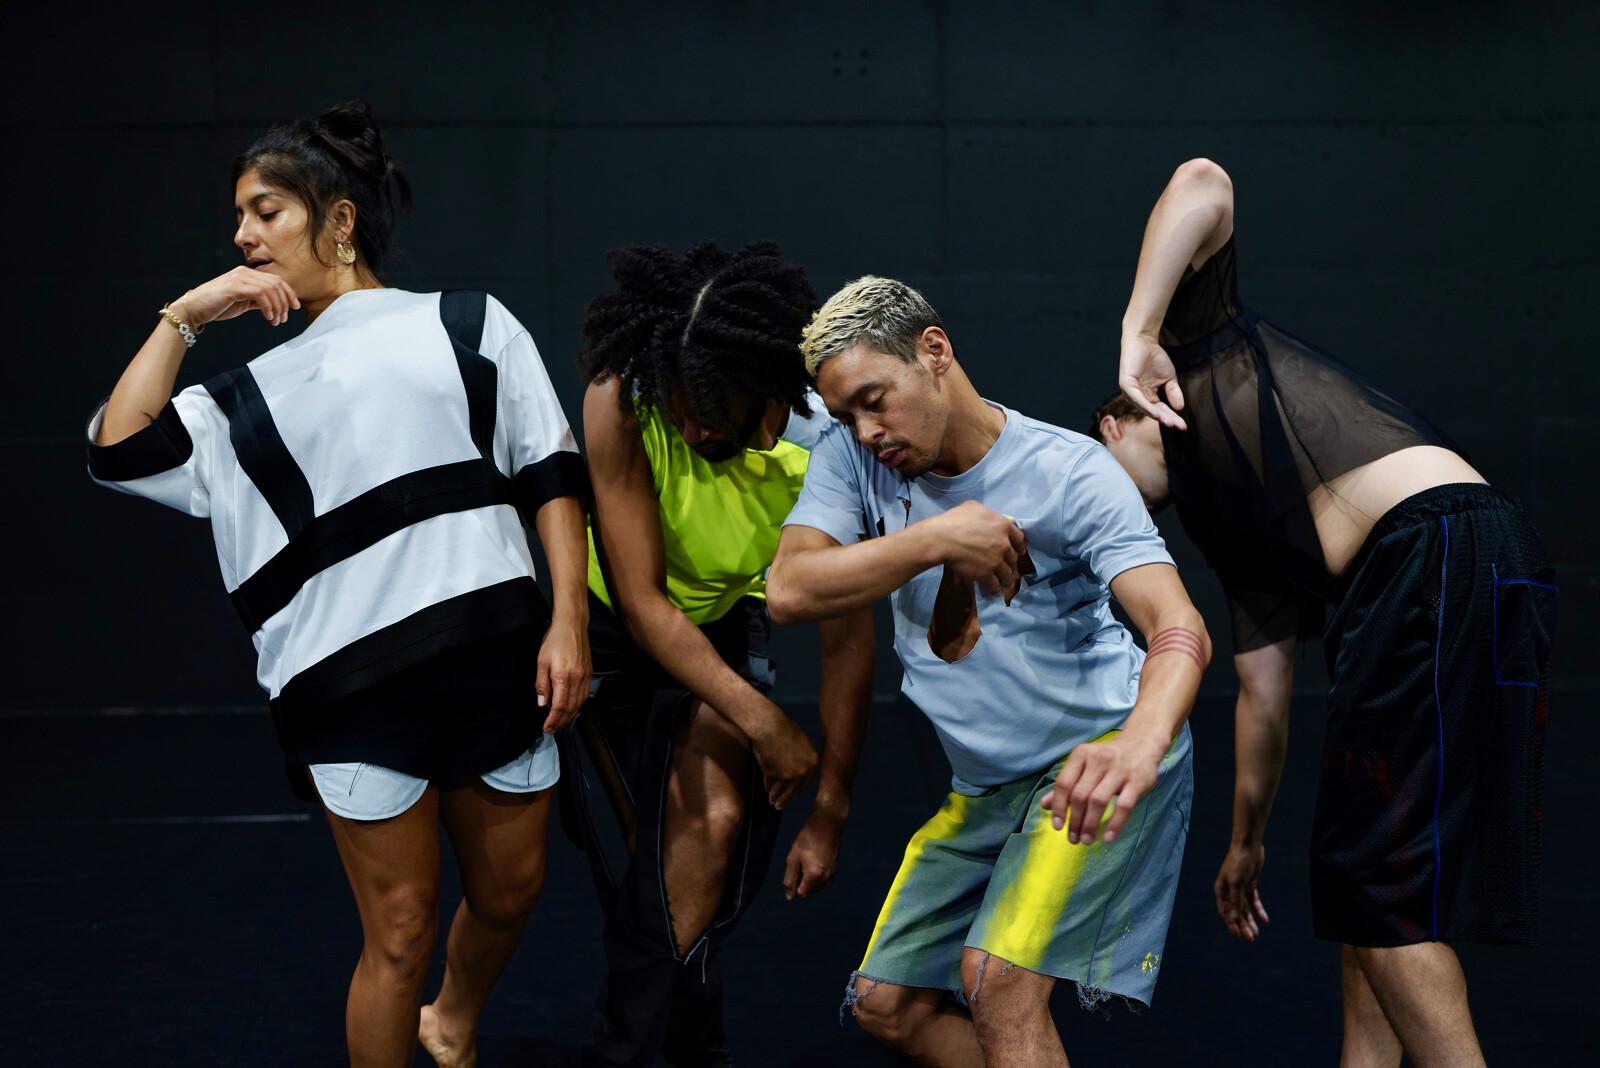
[558,241,876,1068]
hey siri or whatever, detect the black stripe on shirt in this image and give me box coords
[230,458,515,633]
[86,400,194,482]
[270,576,546,709]
[205,367,316,538]
[512,449,589,518]
[440,290,497,461]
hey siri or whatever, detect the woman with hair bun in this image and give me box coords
[86,101,589,1066]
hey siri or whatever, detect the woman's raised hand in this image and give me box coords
[176,266,301,329]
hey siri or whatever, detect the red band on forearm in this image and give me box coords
[1145,627,1206,670]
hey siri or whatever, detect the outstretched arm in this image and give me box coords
[1118,158,1235,430]
[1214,636,1295,941]
[1040,562,1211,843]
[783,606,876,901]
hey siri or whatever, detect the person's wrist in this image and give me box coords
[1120,317,1160,342]
[811,790,851,823]
[551,598,589,630]
[905,514,950,568]
[158,301,200,348]
[1118,726,1168,763]
[741,696,784,743]
[174,292,206,331]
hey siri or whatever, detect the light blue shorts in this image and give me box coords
[310,733,560,821]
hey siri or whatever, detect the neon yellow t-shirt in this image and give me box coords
[587,394,830,625]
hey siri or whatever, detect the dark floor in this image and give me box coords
[2,692,1593,1065]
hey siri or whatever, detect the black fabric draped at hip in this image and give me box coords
[272,620,548,790]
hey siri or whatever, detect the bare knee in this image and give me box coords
[665,745,747,862]
[963,950,1051,1032]
[850,978,922,1049]
[959,948,986,999]
[701,791,745,855]
[364,886,438,987]
[465,854,546,929]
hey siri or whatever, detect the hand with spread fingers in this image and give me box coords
[1039,732,1166,845]
[1118,332,1187,431]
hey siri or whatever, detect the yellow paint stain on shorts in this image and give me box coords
[859,792,973,968]
[979,805,1113,970]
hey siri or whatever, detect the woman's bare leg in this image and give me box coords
[326,789,443,1068]
[419,782,551,1068]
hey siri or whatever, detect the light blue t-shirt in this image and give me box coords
[784,402,1178,791]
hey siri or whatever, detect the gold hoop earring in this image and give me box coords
[336,241,357,266]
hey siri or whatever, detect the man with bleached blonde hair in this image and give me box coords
[766,274,1210,1066]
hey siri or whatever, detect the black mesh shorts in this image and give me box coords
[1313,483,1557,947]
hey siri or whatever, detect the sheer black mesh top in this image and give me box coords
[1158,238,1452,652]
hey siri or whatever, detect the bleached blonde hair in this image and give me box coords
[799,275,942,378]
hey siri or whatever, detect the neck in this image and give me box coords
[303,267,383,323]
[931,364,1004,476]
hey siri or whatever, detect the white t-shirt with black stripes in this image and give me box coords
[87,288,583,706]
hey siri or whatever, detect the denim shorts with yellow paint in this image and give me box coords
[852,726,1192,1010]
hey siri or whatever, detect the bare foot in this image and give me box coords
[418,1003,476,1068]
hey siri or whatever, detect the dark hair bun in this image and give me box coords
[314,102,399,187]
[316,100,378,145]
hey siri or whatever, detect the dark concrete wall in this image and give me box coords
[5,2,1594,706]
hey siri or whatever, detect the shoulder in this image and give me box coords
[780,390,833,451]
[583,376,639,435]
[582,378,652,480]
[1001,409,1135,508]
[811,418,871,468]
[800,421,889,505]
[473,291,535,356]
[318,288,445,342]
[1008,409,1104,469]
[362,287,439,321]
[408,289,532,357]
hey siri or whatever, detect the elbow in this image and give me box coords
[1171,157,1232,193]
[765,579,804,627]
[765,560,823,626]
[1169,158,1234,220]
